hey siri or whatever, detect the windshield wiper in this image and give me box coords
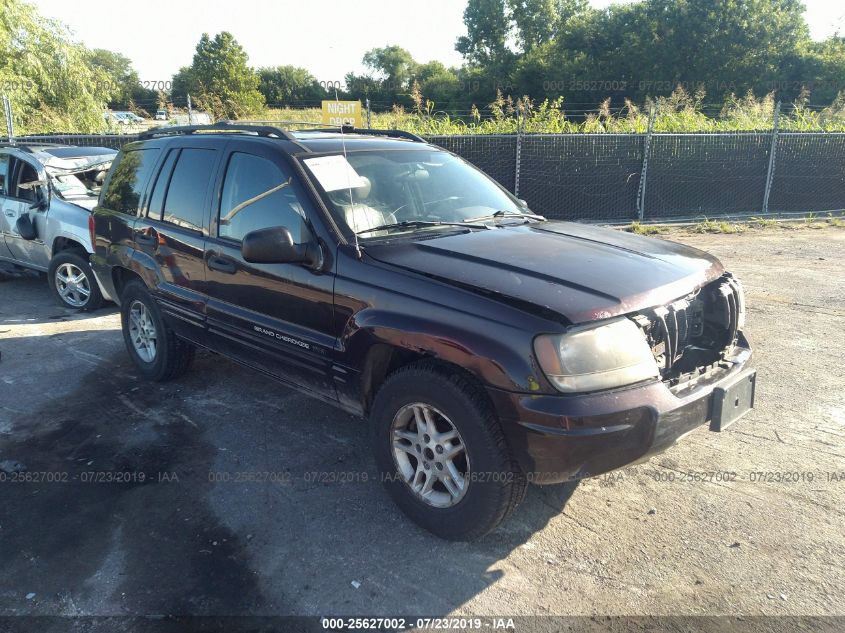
[356,220,490,236]
[463,209,546,223]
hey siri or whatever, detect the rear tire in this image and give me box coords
[120,280,194,381]
[371,361,527,541]
[48,250,103,311]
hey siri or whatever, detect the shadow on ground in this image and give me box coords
[0,330,578,620]
[0,272,119,327]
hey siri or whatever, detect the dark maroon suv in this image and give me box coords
[92,123,756,540]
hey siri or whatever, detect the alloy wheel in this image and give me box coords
[391,403,470,508]
[54,263,91,308]
[128,300,158,363]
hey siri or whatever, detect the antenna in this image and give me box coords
[336,86,362,258]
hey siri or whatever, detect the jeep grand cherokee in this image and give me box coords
[92,123,756,541]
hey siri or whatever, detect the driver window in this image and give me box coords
[0,156,8,196]
[14,160,38,201]
[218,152,307,243]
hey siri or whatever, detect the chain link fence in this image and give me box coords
[9,130,845,222]
[643,133,771,219]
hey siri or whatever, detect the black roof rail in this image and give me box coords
[296,126,426,143]
[0,141,34,151]
[137,121,299,142]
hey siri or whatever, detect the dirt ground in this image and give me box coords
[0,227,843,629]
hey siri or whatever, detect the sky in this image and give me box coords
[33,0,845,85]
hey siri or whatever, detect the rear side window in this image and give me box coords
[218,152,306,243]
[146,149,179,220]
[100,148,159,214]
[161,148,216,232]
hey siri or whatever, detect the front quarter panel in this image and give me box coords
[45,198,95,254]
[333,247,562,403]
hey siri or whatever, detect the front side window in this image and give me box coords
[13,160,39,202]
[218,152,306,243]
[301,149,525,238]
[161,148,217,231]
[0,155,8,196]
[100,148,160,214]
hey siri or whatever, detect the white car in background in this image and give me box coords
[0,143,116,310]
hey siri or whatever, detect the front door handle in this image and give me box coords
[134,229,157,247]
[208,255,238,274]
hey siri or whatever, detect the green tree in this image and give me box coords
[412,61,466,110]
[532,0,813,105]
[507,0,558,52]
[0,0,112,133]
[456,0,513,68]
[90,48,157,112]
[788,36,845,104]
[344,46,420,108]
[171,32,264,119]
[257,65,326,105]
[363,45,419,95]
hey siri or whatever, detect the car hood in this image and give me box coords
[40,154,116,175]
[61,193,98,210]
[365,221,724,324]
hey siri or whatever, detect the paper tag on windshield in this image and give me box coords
[303,155,366,192]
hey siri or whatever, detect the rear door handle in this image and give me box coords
[208,255,238,274]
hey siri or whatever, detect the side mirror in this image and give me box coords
[15,214,37,240]
[241,226,321,267]
[517,198,529,209]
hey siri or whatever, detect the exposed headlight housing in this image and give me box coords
[735,277,746,330]
[534,318,660,393]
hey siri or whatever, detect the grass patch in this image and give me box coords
[827,214,845,228]
[804,212,827,229]
[691,218,745,234]
[627,221,669,235]
[748,216,779,229]
[687,214,844,233]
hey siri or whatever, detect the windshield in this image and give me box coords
[301,149,529,238]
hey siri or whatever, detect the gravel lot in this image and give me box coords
[0,227,843,628]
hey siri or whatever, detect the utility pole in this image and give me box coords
[187,94,193,124]
[514,109,524,199]
[762,101,782,215]
[366,98,371,129]
[2,95,14,144]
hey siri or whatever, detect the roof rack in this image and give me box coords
[137,121,299,142]
[0,141,34,151]
[296,126,426,143]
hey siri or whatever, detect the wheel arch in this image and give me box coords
[111,266,147,301]
[347,310,548,414]
[51,235,88,256]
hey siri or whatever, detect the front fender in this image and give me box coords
[45,200,95,254]
[341,307,551,394]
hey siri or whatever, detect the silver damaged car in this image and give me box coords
[0,143,116,309]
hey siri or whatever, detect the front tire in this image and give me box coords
[371,361,527,541]
[120,280,194,381]
[48,250,103,311]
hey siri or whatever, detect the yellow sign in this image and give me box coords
[321,100,363,128]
